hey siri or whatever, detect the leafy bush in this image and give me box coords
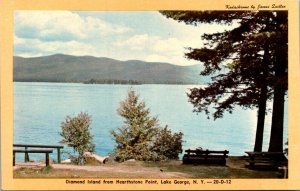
[60,112,95,165]
[153,126,183,160]
[111,90,183,162]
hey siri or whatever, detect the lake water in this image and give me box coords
[14,82,288,161]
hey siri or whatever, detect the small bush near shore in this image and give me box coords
[60,112,95,165]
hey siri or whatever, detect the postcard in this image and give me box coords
[1,0,299,190]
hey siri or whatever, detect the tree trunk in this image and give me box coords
[254,41,269,152]
[268,64,286,152]
[268,11,287,152]
[254,84,267,152]
[268,83,285,152]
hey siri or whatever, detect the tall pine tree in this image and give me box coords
[111,90,183,161]
[161,11,287,152]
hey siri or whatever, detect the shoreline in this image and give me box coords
[13,81,204,86]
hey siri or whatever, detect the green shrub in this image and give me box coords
[111,90,183,162]
[60,112,95,165]
[153,126,183,160]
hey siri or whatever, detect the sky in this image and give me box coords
[14,11,235,65]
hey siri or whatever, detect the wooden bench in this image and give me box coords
[245,151,288,170]
[182,149,229,165]
[13,144,64,163]
[13,149,53,167]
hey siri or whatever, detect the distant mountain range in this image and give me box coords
[13,54,210,84]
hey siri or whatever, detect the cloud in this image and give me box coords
[14,36,98,57]
[114,34,158,50]
[113,34,196,65]
[14,11,236,65]
[145,54,172,63]
[15,11,85,41]
[14,11,131,42]
[153,38,184,55]
[84,16,131,36]
[14,11,133,58]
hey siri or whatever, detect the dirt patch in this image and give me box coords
[52,163,188,178]
[13,157,282,178]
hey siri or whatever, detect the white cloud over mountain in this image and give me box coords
[15,11,131,41]
[14,11,235,65]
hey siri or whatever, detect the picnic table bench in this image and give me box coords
[182,149,229,165]
[245,151,288,170]
[13,144,64,165]
[13,149,53,167]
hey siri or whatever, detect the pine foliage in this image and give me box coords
[161,11,287,118]
[111,90,183,161]
[161,11,287,152]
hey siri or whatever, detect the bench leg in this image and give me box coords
[46,153,50,167]
[25,147,30,162]
[204,154,208,163]
[13,151,16,166]
[25,152,30,162]
[247,160,255,169]
[57,148,61,163]
[222,158,226,165]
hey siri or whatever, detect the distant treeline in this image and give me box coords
[14,78,196,85]
[14,79,81,83]
[83,79,142,85]
[83,79,194,85]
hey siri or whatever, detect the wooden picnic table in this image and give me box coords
[13,144,64,163]
[183,149,229,165]
[245,151,287,170]
[13,149,53,167]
